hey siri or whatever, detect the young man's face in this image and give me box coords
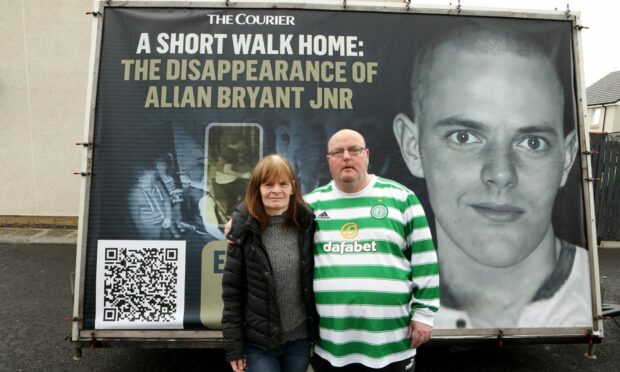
[413,44,576,267]
[138,169,156,188]
[155,160,167,176]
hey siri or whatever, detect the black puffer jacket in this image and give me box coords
[221,202,318,362]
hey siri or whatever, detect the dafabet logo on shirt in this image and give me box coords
[322,222,377,254]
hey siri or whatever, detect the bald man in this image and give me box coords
[306,129,439,371]
[393,26,591,328]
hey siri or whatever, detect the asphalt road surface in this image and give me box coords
[1,243,619,371]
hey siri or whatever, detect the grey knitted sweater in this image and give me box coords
[262,214,309,342]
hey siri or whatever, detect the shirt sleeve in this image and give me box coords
[404,191,440,327]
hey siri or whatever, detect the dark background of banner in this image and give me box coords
[83,7,584,330]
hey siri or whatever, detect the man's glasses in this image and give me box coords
[327,146,366,158]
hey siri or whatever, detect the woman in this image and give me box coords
[222,154,317,372]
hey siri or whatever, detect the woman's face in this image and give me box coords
[260,177,293,216]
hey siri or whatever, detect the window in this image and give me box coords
[591,107,603,128]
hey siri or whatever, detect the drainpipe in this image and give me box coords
[601,104,607,132]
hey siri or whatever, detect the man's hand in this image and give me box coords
[407,320,432,349]
[229,358,247,372]
[224,219,234,244]
[162,218,171,229]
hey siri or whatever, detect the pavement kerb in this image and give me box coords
[0,228,77,245]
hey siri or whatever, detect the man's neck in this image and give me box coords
[437,222,558,326]
[335,174,373,194]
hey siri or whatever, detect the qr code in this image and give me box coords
[95,240,186,329]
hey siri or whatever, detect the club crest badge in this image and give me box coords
[370,204,388,219]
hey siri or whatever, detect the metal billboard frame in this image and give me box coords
[71,0,603,348]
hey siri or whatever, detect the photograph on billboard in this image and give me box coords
[81,6,593,334]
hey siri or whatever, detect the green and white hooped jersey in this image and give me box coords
[305,176,439,368]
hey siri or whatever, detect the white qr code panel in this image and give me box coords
[95,240,186,329]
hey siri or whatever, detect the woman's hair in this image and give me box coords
[245,154,306,230]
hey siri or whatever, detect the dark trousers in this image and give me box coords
[244,338,311,372]
[311,352,415,372]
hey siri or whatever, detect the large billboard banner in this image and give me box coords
[75,2,599,340]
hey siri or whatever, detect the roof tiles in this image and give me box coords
[587,71,620,106]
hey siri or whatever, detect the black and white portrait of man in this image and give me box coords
[393,25,592,329]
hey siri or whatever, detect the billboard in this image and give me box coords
[73,1,601,343]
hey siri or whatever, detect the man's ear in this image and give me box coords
[393,113,424,178]
[560,129,578,187]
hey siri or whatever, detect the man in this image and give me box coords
[305,129,439,370]
[393,26,592,328]
[128,165,172,239]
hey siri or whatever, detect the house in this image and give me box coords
[586,71,620,245]
[586,71,620,133]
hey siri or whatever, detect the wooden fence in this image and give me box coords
[591,133,620,242]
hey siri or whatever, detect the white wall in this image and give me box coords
[588,104,620,133]
[0,0,91,216]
